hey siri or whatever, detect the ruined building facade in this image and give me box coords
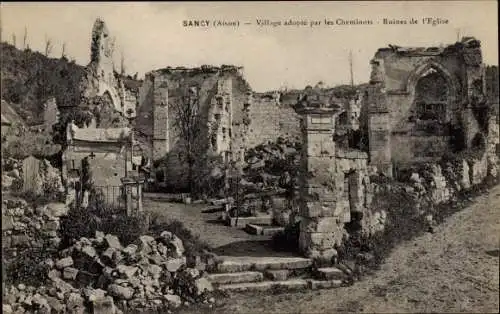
[365,37,498,176]
[136,66,301,189]
[80,18,138,122]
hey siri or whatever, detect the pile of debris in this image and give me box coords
[238,139,300,195]
[2,230,215,313]
[1,157,22,191]
[2,199,69,254]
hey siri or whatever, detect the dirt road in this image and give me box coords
[181,184,500,313]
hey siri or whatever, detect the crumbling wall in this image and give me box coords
[366,37,489,174]
[362,151,494,238]
[232,93,301,164]
[2,199,69,265]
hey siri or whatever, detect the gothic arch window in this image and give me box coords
[414,67,449,122]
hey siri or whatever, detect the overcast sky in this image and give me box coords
[1,1,498,92]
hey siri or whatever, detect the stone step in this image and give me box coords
[245,224,284,236]
[218,279,308,292]
[216,256,312,273]
[315,267,345,280]
[217,279,344,292]
[308,279,343,290]
[227,215,272,228]
[206,271,264,285]
[264,269,289,281]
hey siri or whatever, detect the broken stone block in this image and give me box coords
[122,244,138,257]
[84,288,106,302]
[147,264,162,279]
[194,277,213,295]
[67,292,85,313]
[32,293,49,310]
[108,284,134,300]
[81,245,97,259]
[163,294,181,308]
[116,265,139,279]
[135,235,155,254]
[159,231,185,257]
[45,202,69,218]
[165,257,185,272]
[148,253,167,265]
[101,248,121,266]
[92,296,116,314]
[2,304,13,314]
[104,234,122,250]
[55,257,74,269]
[63,267,79,280]
[264,269,289,281]
[46,296,65,313]
[51,277,75,295]
[185,267,200,279]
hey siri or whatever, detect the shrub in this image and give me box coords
[148,218,210,258]
[59,190,150,247]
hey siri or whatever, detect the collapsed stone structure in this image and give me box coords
[364,37,498,177]
[293,90,371,260]
[79,18,138,121]
[136,66,301,188]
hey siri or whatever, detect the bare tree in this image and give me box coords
[171,87,203,193]
[61,42,67,58]
[11,33,16,47]
[120,48,125,75]
[44,35,53,57]
[23,26,28,49]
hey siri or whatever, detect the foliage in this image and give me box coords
[171,267,214,303]
[2,126,61,160]
[59,189,149,247]
[170,87,205,193]
[51,106,94,147]
[1,42,84,125]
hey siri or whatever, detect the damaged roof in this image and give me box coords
[69,123,131,143]
[379,37,482,57]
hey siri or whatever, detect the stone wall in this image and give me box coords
[366,37,489,175]
[232,94,301,161]
[138,66,305,189]
[2,199,69,263]
[362,152,495,237]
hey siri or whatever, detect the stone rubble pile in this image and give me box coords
[2,229,215,313]
[2,199,69,252]
[1,158,22,191]
[243,139,300,191]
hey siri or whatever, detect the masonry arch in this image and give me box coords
[98,87,121,113]
[406,62,461,130]
[407,61,459,113]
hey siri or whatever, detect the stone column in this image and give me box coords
[296,106,343,262]
[121,177,135,216]
[367,84,392,178]
[135,177,145,213]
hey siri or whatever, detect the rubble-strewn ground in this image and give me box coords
[143,197,296,257]
[179,184,500,313]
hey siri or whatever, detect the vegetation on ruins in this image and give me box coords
[0,42,84,125]
[2,125,61,160]
[170,87,204,194]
